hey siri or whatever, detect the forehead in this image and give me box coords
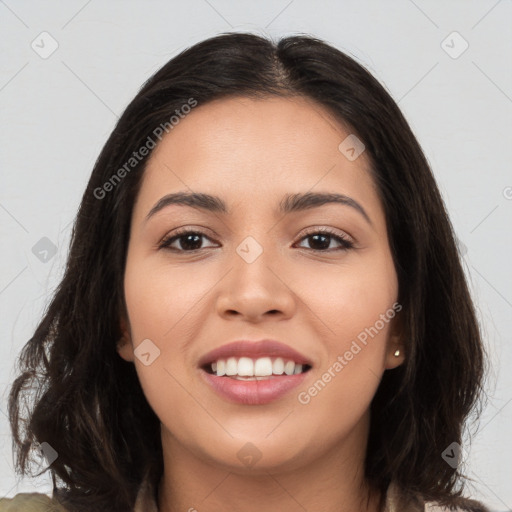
[134,95,384,228]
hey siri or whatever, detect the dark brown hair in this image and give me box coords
[8,32,488,511]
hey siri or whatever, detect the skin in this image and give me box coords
[118,95,405,512]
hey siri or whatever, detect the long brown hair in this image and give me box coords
[8,32,488,511]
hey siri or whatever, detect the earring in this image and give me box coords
[394,349,400,357]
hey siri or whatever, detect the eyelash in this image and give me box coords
[158,227,354,253]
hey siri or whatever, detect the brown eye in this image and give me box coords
[295,229,354,252]
[159,230,217,252]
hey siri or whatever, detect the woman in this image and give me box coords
[2,32,489,511]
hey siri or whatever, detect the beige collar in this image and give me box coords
[133,467,159,512]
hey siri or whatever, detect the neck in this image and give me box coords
[156,417,383,512]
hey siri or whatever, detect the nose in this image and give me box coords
[215,243,296,323]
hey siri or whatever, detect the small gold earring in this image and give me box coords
[394,349,400,357]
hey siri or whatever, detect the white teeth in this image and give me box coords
[232,375,272,381]
[284,360,295,375]
[216,359,225,376]
[225,357,238,376]
[272,357,284,375]
[237,357,254,376]
[210,357,307,378]
[254,357,273,376]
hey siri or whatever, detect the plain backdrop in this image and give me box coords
[0,1,511,510]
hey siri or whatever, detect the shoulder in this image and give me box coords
[0,492,68,511]
[386,481,490,512]
[425,499,491,512]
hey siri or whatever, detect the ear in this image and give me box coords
[117,314,135,362]
[384,306,406,370]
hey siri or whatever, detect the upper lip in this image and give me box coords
[198,340,313,368]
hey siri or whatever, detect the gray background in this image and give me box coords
[0,1,511,510]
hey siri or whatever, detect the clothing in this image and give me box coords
[0,472,485,511]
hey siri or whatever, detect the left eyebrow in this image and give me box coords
[144,191,373,227]
[279,192,373,227]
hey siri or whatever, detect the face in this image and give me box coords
[118,95,404,474]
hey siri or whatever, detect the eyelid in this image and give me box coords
[157,226,218,250]
[294,226,355,251]
[297,226,354,243]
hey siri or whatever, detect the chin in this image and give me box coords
[194,433,311,474]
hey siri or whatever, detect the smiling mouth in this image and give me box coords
[202,356,312,380]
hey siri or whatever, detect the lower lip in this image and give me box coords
[200,369,309,405]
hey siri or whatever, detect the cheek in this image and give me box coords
[123,255,211,342]
[295,252,398,346]
[122,253,217,428]
[292,254,397,411]
[122,265,197,439]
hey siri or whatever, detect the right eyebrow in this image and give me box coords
[145,192,227,223]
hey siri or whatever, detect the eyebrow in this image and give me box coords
[145,191,373,227]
